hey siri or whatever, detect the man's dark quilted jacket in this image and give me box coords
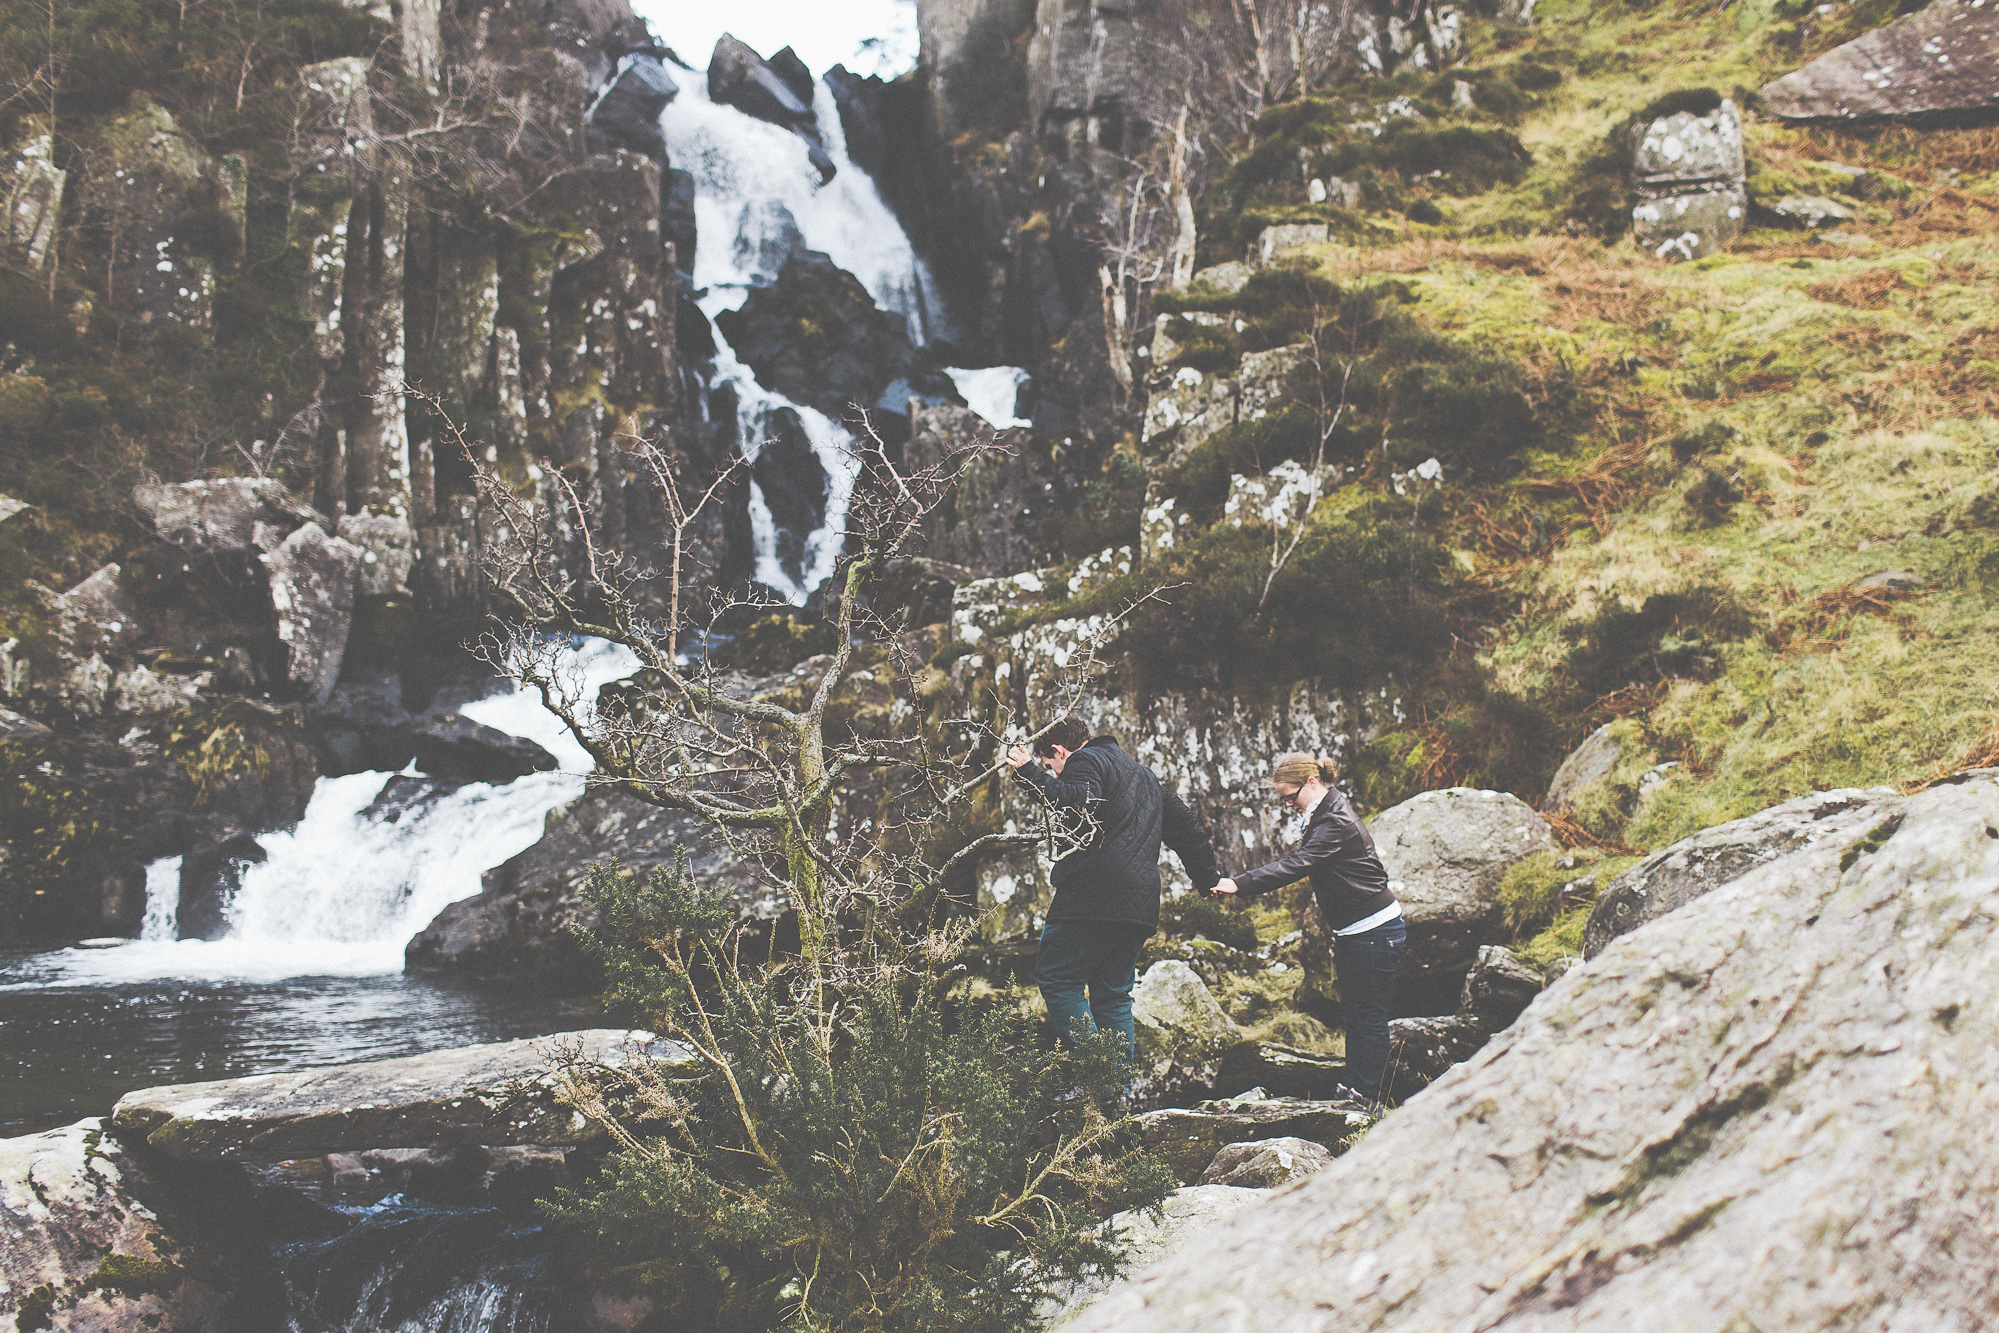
[1013,736,1220,928]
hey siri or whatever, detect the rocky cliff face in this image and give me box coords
[0,0,711,938]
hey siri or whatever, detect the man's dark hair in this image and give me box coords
[1035,715,1091,757]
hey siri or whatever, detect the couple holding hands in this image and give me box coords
[1005,715,1406,1105]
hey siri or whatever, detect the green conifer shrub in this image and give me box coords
[543,860,1175,1333]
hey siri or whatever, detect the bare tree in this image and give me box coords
[1257,287,1377,608]
[428,399,1140,969]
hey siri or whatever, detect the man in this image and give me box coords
[1005,715,1220,1057]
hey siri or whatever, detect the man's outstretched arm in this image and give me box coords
[1162,789,1221,892]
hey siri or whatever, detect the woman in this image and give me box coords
[1213,752,1404,1105]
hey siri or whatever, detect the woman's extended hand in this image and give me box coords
[1210,877,1238,895]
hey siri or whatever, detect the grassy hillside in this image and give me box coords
[1147,0,1999,871]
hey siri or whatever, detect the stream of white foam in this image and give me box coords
[3,641,639,988]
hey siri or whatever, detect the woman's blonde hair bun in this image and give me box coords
[1271,752,1338,787]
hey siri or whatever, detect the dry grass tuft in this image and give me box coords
[1765,582,1918,652]
[1904,719,1999,792]
[1540,806,1635,855]
[1807,267,1909,310]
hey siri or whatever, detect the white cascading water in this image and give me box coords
[664,67,1028,604]
[5,640,638,988]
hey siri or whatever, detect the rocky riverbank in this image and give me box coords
[14,771,1997,1331]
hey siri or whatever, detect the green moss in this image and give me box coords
[1499,847,1640,938]
[163,702,295,804]
[1518,902,1592,971]
[84,1253,182,1300]
[16,1283,56,1331]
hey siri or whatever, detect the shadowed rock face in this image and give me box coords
[714,250,961,433]
[110,1030,684,1161]
[1062,774,1999,1333]
[1761,0,1999,122]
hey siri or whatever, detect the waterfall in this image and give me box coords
[661,66,936,605]
[4,640,638,989]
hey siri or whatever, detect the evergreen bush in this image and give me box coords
[543,859,1175,1333]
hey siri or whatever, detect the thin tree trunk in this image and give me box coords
[1168,106,1198,290]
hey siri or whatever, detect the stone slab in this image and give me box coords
[110,1029,686,1161]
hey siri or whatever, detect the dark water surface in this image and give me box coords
[0,954,588,1136]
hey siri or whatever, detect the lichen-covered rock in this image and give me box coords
[111,1030,685,1160]
[0,1119,230,1333]
[1188,261,1252,295]
[1256,223,1328,265]
[1141,359,1236,466]
[1132,960,1244,1089]
[1045,1185,1274,1328]
[336,511,416,597]
[1234,343,1312,422]
[1368,787,1556,1013]
[1199,1136,1334,1188]
[1630,100,1745,263]
[1062,775,1999,1333]
[1771,194,1858,228]
[1633,188,1747,262]
[1221,459,1332,532]
[3,130,64,271]
[405,789,771,987]
[1760,0,1999,122]
[260,521,362,705]
[907,403,1052,577]
[133,479,319,555]
[1584,785,1899,958]
[79,96,240,328]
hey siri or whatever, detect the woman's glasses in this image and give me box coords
[1272,787,1302,810]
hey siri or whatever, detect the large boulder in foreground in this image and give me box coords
[1,1119,229,1332]
[1063,774,1999,1333]
[1584,785,1897,958]
[1368,788,1556,1014]
[405,789,773,988]
[111,1030,679,1161]
[1760,0,1999,122]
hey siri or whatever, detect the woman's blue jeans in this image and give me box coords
[1334,916,1406,1100]
[1034,919,1153,1057]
